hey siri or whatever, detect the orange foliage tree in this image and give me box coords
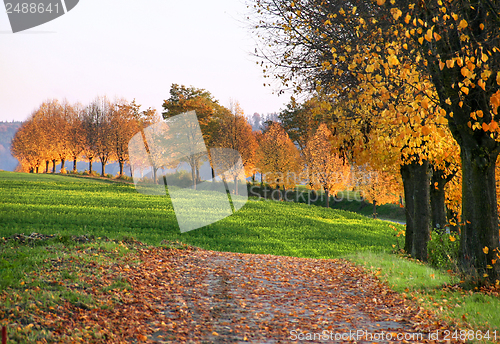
[305,123,350,208]
[211,100,258,193]
[256,122,303,196]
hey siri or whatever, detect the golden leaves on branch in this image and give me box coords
[305,124,350,194]
[256,123,302,190]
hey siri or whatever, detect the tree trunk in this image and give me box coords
[191,168,196,189]
[412,160,432,262]
[324,187,329,208]
[52,159,56,173]
[60,158,65,171]
[153,167,158,185]
[73,157,77,172]
[101,162,106,177]
[460,145,500,281]
[430,167,448,232]
[401,161,432,261]
[89,158,93,173]
[45,160,49,173]
[35,166,39,174]
[372,200,377,219]
[401,164,415,255]
[119,158,124,176]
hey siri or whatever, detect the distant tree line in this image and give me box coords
[11,84,391,214]
[11,97,156,176]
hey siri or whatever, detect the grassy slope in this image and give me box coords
[0,171,399,258]
[1,171,499,342]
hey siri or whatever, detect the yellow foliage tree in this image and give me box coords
[256,122,303,196]
[305,123,350,207]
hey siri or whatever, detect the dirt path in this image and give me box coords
[120,247,438,343]
[36,246,447,343]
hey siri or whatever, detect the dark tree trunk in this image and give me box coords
[52,159,56,173]
[119,158,124,176]
[324,187,329,208]
[73,157,77,172]
[401,161,432,261]
[412,160,432,262]
[35,166,39,174]
[45,160,49,173]
[430,167,448,232]
[401,164,415,255]
[410,0,500,280]
[89,158,93,173]
[459,145,500,280]
[191,168,196,189]
[372,200,377,219]
[101,162,106,177]
[60,158,65,171]
[153,167,158,185]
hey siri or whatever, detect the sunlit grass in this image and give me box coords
[0,171,399,258]
[345,251,500,343]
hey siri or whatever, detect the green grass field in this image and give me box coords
[0,171,399,258]
[1,171,499,343]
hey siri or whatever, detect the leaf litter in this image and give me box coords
[2,244,454,343]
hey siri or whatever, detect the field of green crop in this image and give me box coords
[0,171,399,258]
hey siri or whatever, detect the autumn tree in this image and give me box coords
[11,118,43,173]
[305,123,351,208]
[67,103,87,173]
[12,101,74,174]
[211,100,258,193]
[82,101,99,173]
[250,0,477,269]
[162,84,228,185]
[353,166,402,218]
[394,0,500,280]
[110,99,140,176]
[162,84,223,143]
[56,100,74,172]
[33,100,66,173]
[91,97,115,177]
[256,122,303,196]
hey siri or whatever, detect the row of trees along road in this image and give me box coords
[250,0,500,281]
[11,87,262,184]
[11,97,156,176]
[11,84,395,208]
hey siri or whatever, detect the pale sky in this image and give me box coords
[0,0,289,122]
